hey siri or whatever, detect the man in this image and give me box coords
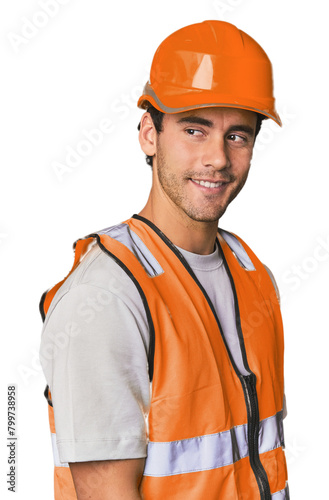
[39,20,289,499]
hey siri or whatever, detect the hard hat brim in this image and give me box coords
[138,83,281,126]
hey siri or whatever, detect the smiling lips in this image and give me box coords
[191,179,228,188]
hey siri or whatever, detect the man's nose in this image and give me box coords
[201,136,230,170]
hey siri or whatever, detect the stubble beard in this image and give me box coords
[155,146,249,223]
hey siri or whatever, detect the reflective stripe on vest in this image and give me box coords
[272,485,290,499]
[51,433,69,468]
[144,409,284,477]
[40,216,288,500]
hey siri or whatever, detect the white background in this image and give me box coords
[0,0,327,498]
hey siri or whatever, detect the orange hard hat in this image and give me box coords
[138,20,281,126]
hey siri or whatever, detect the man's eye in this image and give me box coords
[227,134,245,143]
[186,129,203,136]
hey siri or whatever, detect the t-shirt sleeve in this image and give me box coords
[39,283,151,463]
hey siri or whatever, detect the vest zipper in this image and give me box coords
[242,373,271,500]
[131,215,272,499]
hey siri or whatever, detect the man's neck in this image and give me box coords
[138,200,219,256]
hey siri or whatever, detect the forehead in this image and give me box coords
[164,107,258,127]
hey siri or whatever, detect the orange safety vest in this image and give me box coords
[40,215,289,500]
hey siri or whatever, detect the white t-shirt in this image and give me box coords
[39,240,280,464]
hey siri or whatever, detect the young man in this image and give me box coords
[39,20,289,499]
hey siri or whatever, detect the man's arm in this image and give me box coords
[69,458,145,500]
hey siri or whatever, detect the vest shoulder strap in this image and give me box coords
[218,228,256,271]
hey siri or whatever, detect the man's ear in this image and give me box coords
[138,112,157,157]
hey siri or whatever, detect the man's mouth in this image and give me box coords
[191,179,226,188]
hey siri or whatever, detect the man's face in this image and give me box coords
[152,107,257,223]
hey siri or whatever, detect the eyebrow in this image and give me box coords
[176,116,255,137]
[176,115,214,127]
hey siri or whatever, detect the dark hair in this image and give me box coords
[137,105,165,167]
[254,114,263,139]
[138,105,263,167]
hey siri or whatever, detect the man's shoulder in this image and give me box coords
[46,225,139,318]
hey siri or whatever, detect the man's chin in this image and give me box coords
[186,207,228,224]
